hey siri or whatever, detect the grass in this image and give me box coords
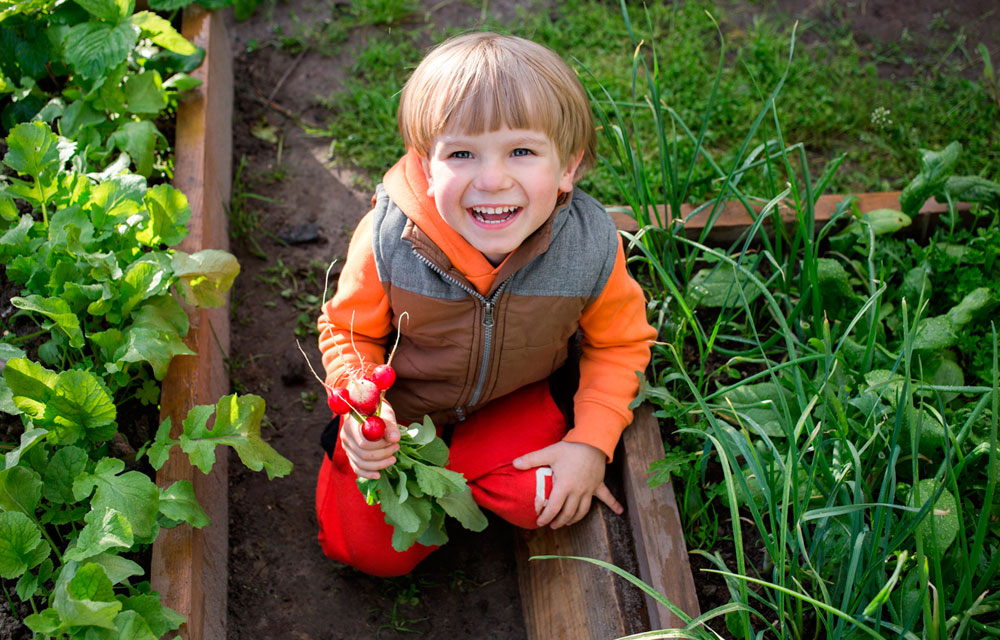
[306,0,998,204]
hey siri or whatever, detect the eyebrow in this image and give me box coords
[436,132,550,149]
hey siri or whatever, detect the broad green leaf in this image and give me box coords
[119,594,185,638]
[902,266,931,303]
[43,369,117,445]
[0,215,37,263]
[687,262,762,308]
[109,119,160,178]
[112,609,158,640]
[390,495,433,551]
[909,479,959,557]
[136,183,190,246]
[404,415,437,446]
[43,445,87,504]
[87,174,146,228]
[0,192,17,221]
[171,249,240,307]
[130,11,197,55]
[815,257,852,300]
[64,507,134,562]
[11,294,85,348]
[120,260,169,319]
[118,326,196,380]
[3,427,46,471]
[53,562,121,629]
[60,100,106,139]
[72,458,159,539]
[179,394,292,479]
[0,377,16,416]
[719,381,796,437]
[23,609,63,635]
[899,142,962,216]
[125,70,168,114]
[913,315,957,352]
[158,480,210,528]
[148,0,192,10]
[861,208,911,235]
[416,510,449,547]
[902,405,948,457]
[377,474,422,533]
[414,437,449,467]
[0,511,49,579]
[2,357,58,420]
[3,121,60,179]
[937,175,1000,207]
[413,464,466,498]
[946,287,994,327]
[437,487,488,532]
[146,417,174,470]
[131,295,189,336]
[73,0,133,22]
[86,553,142,586]
[163,73,202,93]
[16,567,40,602]
[64,21,139,81]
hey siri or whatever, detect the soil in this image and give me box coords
[220,0,999,638]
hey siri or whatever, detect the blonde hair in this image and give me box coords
[398,32,595,179]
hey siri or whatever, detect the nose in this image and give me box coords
[474,157,512,192]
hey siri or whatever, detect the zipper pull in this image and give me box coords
[483,301,495,328]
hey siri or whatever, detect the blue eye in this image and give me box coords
[450,150,472,159]
[512,148,533,157]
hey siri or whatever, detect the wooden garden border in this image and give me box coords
[150,7,233,640]
[609,190,970,242]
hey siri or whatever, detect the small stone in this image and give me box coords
[276,223,323,245]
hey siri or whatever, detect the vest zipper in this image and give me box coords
[411,250,511,415]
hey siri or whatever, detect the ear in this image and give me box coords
[558,149,585,193]
[419,154,435,198]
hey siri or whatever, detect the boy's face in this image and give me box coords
[420,127,581,265]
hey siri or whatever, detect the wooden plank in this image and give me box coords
[621,404,700,629]
[516,500,649,639]
[150,7,233,640]
[610,190,971,244]
[516,405,701,638]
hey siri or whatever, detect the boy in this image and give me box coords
[315,32,656,577]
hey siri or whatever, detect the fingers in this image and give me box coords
[594,483,624,515]
[340,412,399,480]
[537,484,622,529]
[513,444,555,471]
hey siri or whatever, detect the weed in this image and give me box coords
[229,155,279,260]
[299,390,318,411]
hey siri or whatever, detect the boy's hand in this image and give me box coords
[339,400,401,480]
[513,441,623,529]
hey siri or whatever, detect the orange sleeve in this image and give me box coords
[563,236,656,461]
[317,211,394,388]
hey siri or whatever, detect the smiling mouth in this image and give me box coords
[469,206,521,225]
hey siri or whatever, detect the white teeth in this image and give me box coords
[470,206,519,224]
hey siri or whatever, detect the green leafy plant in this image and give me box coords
[0,119,292,637]
[356,415,487,552]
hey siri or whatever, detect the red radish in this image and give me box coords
[327,387,352,415]
[361,415,386,441]
[347,377,380,415]
[366,364,396,391]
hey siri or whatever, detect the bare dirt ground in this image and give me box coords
[220,1,998,639]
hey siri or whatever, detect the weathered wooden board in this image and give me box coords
[516,406,700,639]
[149,7,234,640]
[610,190,972,243]
[621,404,700,630]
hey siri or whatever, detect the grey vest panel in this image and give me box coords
[370,185,618,301]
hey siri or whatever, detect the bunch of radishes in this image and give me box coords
[326,363,396,441]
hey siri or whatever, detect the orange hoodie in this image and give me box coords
[318,151,655,460]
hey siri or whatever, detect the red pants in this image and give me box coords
[315,380,565,577]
